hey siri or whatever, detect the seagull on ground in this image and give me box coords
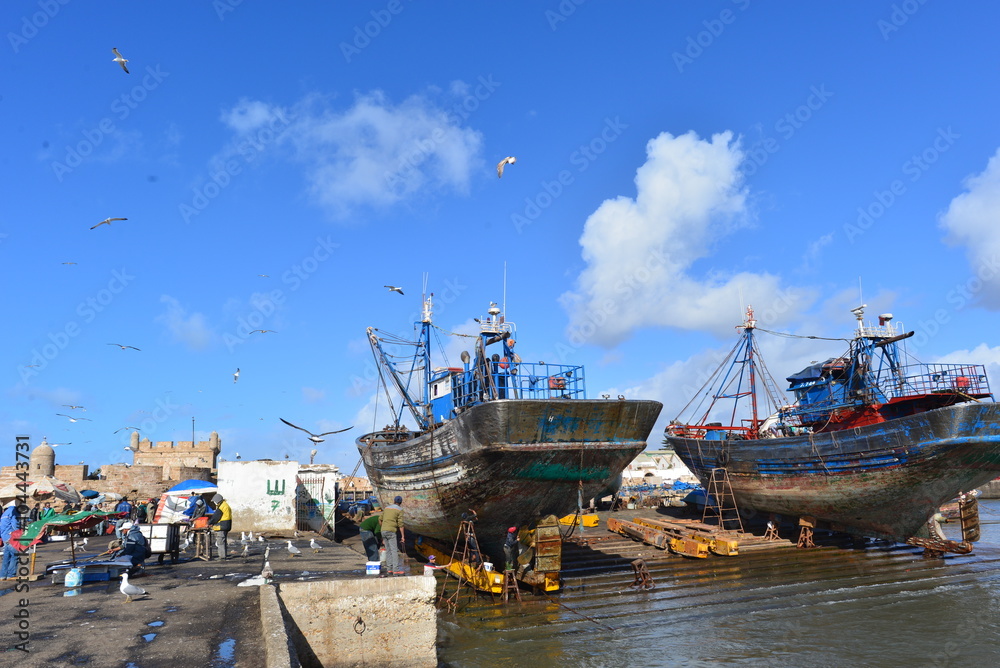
[91,217,127,230]
[234,368,240,383]
[120,573,146,602]
[56,414,92,423]
[261,560,273,580]
[112,48,129,74]
[497,156,517,178]
[286,541,302,557]
[241,542,250,559]
[384,285,404,296]
[258,534,266,543]
[63,538,87,552]
[309,539,322,553]
[279,418,352,444]
[293,530,300,539]
[180,536,191,552]
[108,343,141,351]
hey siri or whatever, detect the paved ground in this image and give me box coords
[1,528,372,668]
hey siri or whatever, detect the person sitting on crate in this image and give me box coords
[112,521,151,576]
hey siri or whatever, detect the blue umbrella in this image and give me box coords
[80,490,100,498]
[166,479,218,494]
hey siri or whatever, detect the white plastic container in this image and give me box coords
[483,562,493,571]
[366,561,381,576]
[64,567,83,587]
[378,547,386,563]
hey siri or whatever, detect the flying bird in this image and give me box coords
[497,156,517,178]
[279,418,353,444]
[112,48,129,74]
[119,573,146,603]
[108,343,140,351]
[234,368,240,383]
[257,274,269,278]
[91,217,127,230]
[115,426,141,434]
[63,405,86,411]
[309,539,322,553]
[249,330,275,334]
[56,414,92,423]
[48,441,72,447]
[286,541,302,557]
[384,285,404,296]
[62,262,77,265]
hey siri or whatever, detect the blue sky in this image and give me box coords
[4,1,1000,474]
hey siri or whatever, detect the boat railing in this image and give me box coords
[452,361,586,406]
[885,363,991,398]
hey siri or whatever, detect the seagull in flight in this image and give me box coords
[112,48,129,74]
[108,343,140,351]
[63,405,86,411]
[56,414,92,423]
[384,285,404,295]
[279,418,352,444]
[91,217,127,230]
[249,330,275,334]
[48,441,72,447]
[62,262,77,265]
[115,426,141,434]
[257,274,269,278]
[234,368,240,383]
[497,156,517,178]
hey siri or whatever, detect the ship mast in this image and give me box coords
[744,306,760,434]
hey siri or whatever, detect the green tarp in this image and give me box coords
[11,510,125,549]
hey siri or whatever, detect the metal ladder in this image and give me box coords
[702,467,744,532]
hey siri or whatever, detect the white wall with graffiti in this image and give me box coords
[217,459,299,533]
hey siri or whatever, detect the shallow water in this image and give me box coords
[437,501,1000,667]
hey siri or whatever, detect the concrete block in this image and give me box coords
[278,576,437,667]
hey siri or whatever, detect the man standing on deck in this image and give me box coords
[358,512,382,562]
[381,497,406,576]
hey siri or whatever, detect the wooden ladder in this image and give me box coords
[702,467,744,533]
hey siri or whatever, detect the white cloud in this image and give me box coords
[284,89,483,217]
[562,130,812,346]
[302,387,326,404]
[155,295,214,350]
[221,99,283,134]
[940,148,1000,307]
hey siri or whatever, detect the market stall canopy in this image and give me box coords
[10,510,125,549]
[26,476,81,504]
[0,483,24,501]
[166,479,217,495]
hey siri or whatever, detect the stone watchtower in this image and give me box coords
[29,439,56,477]
[132,430,222,480]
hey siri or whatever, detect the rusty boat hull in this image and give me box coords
[358,398,662,556]
[666,402,1000,542]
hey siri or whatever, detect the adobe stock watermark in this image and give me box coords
[224,236,340,352]
[843,127,958,244]
[877,0,929,41]
[673,0,752,73]
[50,65,170,182]
[10,435,31,653]
[351,277,470,396]
[545,0,587,31]
[7,0,70,53]
[340,0,414,63]
[907,254,1000,356]
[17,268,135,384]
[512,116,628,234]
[742,85,834,177]
[213,0,244,20]
[383,73,500,193]
[179,109,292,224]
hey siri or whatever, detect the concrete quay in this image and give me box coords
[0,529,437,667]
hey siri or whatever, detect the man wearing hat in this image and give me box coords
[380,496,406,576]
[115,521,150,576]
[209,494,232,559]
[1,500,22,580]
